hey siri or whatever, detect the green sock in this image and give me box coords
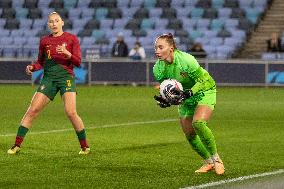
[15,125,29,146]
[17,125,29,137]
[186,134,211,160]
[76,129,89,148]
[192,120,217,156]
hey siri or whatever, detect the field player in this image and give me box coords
[7,12,90,155]
[153,33,225,175]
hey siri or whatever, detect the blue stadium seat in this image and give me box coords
[149,8,163,18]
[63,0,77,9]
[12,0,24,8]
[10,29,24,36]
[218,8,232,18]
[68,8,82,19]
[117,0,130,8]
[19,18,33,29]
[171,0,185,8]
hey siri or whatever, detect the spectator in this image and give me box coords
[128,41,146,60]
[111,32,129,57]
[267,32,282,52]
[189,43,207,58]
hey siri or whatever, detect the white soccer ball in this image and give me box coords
[159,79,183,100]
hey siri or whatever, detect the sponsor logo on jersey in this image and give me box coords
[180,72,188,77]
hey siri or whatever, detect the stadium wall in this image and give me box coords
[0,58,284,86]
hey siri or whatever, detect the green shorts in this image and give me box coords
[37,76,76,101]
[178,89,216,118]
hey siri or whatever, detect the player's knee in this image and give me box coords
[192,120,207,131]
[65,109,78,119]
[27,107,41,118]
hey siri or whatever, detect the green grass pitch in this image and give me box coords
[0,85,283,188]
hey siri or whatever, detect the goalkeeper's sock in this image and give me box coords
[186,134,211,160]
[14,125,29,147]
[76,129,89,148]
[192,120,217,156]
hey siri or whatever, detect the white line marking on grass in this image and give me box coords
[181,169,284,189]
[0,119,178,137]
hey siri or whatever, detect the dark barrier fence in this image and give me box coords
[0,58,284,86]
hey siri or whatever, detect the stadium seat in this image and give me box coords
[161,8,177,19]
[49,0,64,9]
[117,0,129,8]
[19,18,33,29]
[167,18,183,30]
[129,0,144,8]
[107,8,122,19]
[1,8,16,19]
[12,0,24,8]
[91,29,105,39]
[171,0,185,8]
[77,0,91,8]
[10,29,24,36]
[32,19,46,30]
[15,8,28,18]
[143,0,157,8]
[24,0,38,9]
[203,8,218,19]
[38,0,52,8]
[141,19,155,30]
[63,0,77,9]
[0,0,12,8]
[190,8,204,19]
[5,18,19,29]
[68,8,81,19]
[84,19,100,30]
[28,8,42,19]
[95,8,108,19]
[133,8,149,19]
[156,0,171,8]
[100,19,113,29]
[196,0,211,8]
[184,0,199,7]
[212,0,225,8]
[218,8,232,18]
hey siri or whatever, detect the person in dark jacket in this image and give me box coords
[111,32,129,57]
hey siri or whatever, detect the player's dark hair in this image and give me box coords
[156,33,177,49]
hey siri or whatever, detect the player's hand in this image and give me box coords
[168,89,193,105]
[25,65,34,75]
[154,95,171,108]
[56,44,71,58]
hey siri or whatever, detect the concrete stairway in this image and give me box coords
[237,0,284,58]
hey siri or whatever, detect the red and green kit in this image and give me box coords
[32,32,81,100]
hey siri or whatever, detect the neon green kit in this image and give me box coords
[153,50,217,117]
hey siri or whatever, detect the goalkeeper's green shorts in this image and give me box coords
[178,89,216,118]
[37,76,76,101]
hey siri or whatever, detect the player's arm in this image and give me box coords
[26,39,45,75]
[152,62,171,108]
[69,36,81,67]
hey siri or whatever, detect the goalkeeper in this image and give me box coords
[153,33,224,175]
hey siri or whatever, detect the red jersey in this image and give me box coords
[32,32,81,77]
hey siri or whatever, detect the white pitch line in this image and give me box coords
[181,169,284,189]
[0,118,178,137]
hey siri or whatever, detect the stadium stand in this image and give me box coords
[0,0,272,59]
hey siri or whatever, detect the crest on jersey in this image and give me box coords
[180,72,188,77]
[40,85,45,91]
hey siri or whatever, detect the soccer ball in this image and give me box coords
[159,79,183,100]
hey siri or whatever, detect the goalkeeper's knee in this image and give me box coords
[192,120,207,131]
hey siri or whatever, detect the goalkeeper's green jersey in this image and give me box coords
[153,49,216,95]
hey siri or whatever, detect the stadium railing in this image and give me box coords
[0,57,284,87]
